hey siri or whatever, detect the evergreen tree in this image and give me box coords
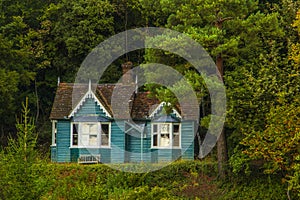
[0,98,47,199]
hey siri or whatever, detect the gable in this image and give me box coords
[149,102,181,119]
[50,83,174,120]
[50,83,114,120]
[68,91,111,118]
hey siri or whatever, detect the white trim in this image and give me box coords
[149,101,181,119]
[151,122,181,149]
[68,90,111,118]
[70,122,111,148]
[171,108,181,119]
[149,102,166,118]
[124,121,144,133]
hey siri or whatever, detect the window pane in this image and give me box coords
[153,135,158,146]
[173,125,180,147]
[101,124,109,146]
[90,124,98,133]
[89,135,97,146]
[173,125,179,133]
[82,124,89,134]
[81,135,89,146]
[101,134,109,146]
[173,134,179,147]
[160,134,170,147]
[53,121,57,145]
[101,124,109,134]
[73,124,78,145]
[73,134,78,145]
[153,124,158,133]
[160,124,169,133]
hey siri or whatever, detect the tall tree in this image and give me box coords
[140,0,261,177]
[0,0,49,136]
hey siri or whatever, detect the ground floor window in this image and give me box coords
[152,123,180,148]
[71,122,110,147]
[52,120,57,146]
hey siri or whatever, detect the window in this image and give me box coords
[101,124,109,146]
[72,123,79,146]
[52,120,57,146]
[71,122,110,147]
[81,123,98,146]
[152,123,180,148]
[172,124,180,147]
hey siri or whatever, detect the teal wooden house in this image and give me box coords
[50,63,195,163]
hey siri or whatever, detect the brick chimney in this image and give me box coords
[121,61,133,84]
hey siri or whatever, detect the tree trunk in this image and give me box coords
[217,128,228,178]
[216,53,228,178]
[214,12,231,178]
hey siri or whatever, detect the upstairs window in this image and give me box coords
[152,123,180,148]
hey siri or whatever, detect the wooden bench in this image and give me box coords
[78,154,101,164]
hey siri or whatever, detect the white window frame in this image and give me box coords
[151,123,181,149]
[70,122,111,148]
[51,120,57,146]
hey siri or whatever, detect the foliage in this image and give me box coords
[0,98,48,199]
[39,160,219,200]
[0,0,299,197]
[0,159,292,199]
[222,174,287,200]
[227,6,300,197]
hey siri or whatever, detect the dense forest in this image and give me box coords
[0,0,299,199]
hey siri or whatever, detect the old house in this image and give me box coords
[50,62,195,163]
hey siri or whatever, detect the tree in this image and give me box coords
[0,0,49,137]
[139,0,264,178]
[0,98,47,199]
[226,3,300,197]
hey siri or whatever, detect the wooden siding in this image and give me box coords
[125,131,141,163]
[51,146,57,162]
[74,98,107,117]
[181,120,195,160]
[70,148,111,163]
[172,149,181,160]
[125,122,152,163]
[56,120,71,162]
[143,123,152,162]
[149,149,182,163]
[110,121,125,163]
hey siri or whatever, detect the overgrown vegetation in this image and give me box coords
[0,0,300,199]
[0,101,296,199]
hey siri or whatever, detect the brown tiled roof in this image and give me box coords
[131,92,160,119]
[50,83,161,120]
[50,83,86,119]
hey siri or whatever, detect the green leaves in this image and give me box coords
[0,98,47,200]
